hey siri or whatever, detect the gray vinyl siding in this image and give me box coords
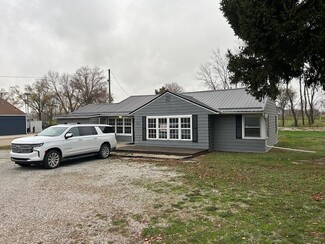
[213,114,266,152]
[208,115,214,149]
[0,116,26,136]
[133,93,214,149]
[56,117,99,124]
[116,135,132,143]
[264,98,278,151]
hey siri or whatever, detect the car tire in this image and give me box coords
[98,143,110,159]
[43,150,61,169]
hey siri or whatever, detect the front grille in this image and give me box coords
[11,144,33,153]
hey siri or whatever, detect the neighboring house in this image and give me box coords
[56,88,278,152]
[0,98,26,136]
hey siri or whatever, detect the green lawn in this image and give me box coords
[142,131,325,243]
[279,116,325,127]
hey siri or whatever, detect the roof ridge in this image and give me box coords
[182,87,247,95]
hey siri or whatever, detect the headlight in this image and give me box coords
[30,143,44,149]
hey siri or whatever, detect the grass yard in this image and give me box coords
[142,131,325,243]
[279,116,325,127]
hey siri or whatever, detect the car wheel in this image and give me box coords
[17,163,30,167]
[98,143,110,159]
[43,150,61,169]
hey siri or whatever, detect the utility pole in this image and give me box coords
[107,69,112,103]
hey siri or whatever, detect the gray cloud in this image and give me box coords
[0,0,237,101]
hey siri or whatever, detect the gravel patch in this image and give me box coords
[0,152,183,243]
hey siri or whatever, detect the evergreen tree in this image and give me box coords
[220,0,325,100]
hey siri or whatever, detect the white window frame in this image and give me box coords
[108,118,133,135]
[242,115,266,139]
[146,115,192,141]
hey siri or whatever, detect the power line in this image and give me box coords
[0,75,41,79]
[111,71,129,97]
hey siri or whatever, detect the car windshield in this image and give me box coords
[38,126,67,137]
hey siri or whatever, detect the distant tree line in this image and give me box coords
[0,66,111,124]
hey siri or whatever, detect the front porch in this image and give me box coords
[114,143,207,159]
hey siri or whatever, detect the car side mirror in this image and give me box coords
[65,132,73,139]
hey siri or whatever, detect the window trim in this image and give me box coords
[146,115,192,141]
[108,117,133,136]
[242,115,265,139]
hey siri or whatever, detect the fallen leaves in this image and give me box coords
[311,192,323,201]
[144,234,163,243]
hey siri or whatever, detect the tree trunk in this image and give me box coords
[281,108,285,127]
[304,84,311,124]
[287,85,298,127]
[299,78,305,125]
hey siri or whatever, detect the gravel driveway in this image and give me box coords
[0,151,182,243]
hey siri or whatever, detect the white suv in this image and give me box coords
[10,124,117,169]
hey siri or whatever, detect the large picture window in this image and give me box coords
[107,118,132,135]
[147,116,192,140]
[243,116,261,138]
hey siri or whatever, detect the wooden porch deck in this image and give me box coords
[115,143,207,157]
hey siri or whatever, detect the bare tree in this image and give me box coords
[197,62,218,90]
[286,84,298,127]
[0,86,24,108]
[71,66,110,106]
[304,83,318,124]
[299,77,305,125]
[24,79,54,121]
[276,87,289,127]
[46,71,81,114]
[155,82,184,94]
[165,82,184,93]
[197,48,232,90]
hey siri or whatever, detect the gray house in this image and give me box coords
[56,88,278,152]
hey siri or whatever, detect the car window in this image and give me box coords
[79,126,97,136]
[38,126,67,137]
[67,127,80,137]
[99,126,114,133]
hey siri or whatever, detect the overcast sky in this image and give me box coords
[0,0,237,102]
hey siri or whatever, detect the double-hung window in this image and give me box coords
[147,115,192,141]
[169,118,179,139]
[158,118,168,139]
[181,117,191,139]
[243,116,261,138]
[148,118,157,139]
[108,118,132,135]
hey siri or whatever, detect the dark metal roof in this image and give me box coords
[183,88,265,112]
[56,95,157,119]
[57,88,267,119]
[130,88,266,115]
